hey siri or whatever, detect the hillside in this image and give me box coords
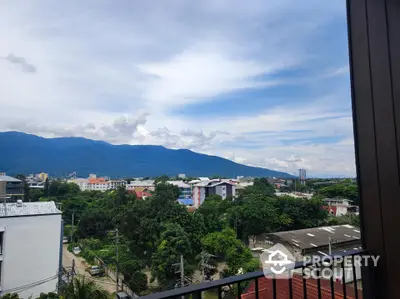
[0,132,293,178]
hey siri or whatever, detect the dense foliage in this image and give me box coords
[39,178,328,293]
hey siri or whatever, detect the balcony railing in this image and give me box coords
[140,249,367,299]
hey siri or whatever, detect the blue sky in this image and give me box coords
[0,0,355,177]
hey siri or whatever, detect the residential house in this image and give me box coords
[0,201,62,298]
[0,173,24,201]
[322,198,358,216]
[132,190,153,200]
[192,180,236,207]
[166,181,193,206]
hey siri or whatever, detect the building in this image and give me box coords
[87,177,109,192]
[250,225,361,258]
[299,168,306,185]
[68,175,128,192]
[166,181,193,206]
[322,198,359,216]
[178,174,186,179]
[192,180,236,207]
[37,173,48,182]
[107,179,127,190]
[132,190,153,200]
[126,180,155,191]
[249,225,362,284]
[0,201,62,298]
[0,173,24,201]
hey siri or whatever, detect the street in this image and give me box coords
[62,244,117,293]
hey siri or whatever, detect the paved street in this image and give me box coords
[62,244,117,293]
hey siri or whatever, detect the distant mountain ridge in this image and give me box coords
[0,131,293,178]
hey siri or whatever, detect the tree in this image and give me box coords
[44,178,50,197]
[240,178,275,198]
[155,175,169,184]
[36,292,60,299]
[125,271,148,294]
[77,209,114,239]
[318,183,359,205]
[276,196,328,230]
[30,188,44,202]
[1,294,21,299]
[154,183,180,200]
[228,195,280,239]
[201,228,259,276]
[197,197,231,234]
[151,223,192,287]
[60,277,109,299]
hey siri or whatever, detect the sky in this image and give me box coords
[0,0,355,177]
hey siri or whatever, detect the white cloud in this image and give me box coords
[0,0,354,176]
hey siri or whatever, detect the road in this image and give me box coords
[62,244,117,293]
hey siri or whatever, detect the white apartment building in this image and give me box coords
[0,201,62,298]
[68,177,127,192]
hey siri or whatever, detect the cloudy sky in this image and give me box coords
[0,0,355,177]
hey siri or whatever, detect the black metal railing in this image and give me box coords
[140,249,368,299]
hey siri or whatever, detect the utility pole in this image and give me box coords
[115,228,120,293]
[71,259,76,282]
[180,255,184,293]
[198,252,216,299]
[173,255,185,299]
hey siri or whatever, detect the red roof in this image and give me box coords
[322,205,338,215]
[133,190,152,199]
[242,274,362,299]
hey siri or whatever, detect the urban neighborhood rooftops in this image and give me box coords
[0,201,61,217]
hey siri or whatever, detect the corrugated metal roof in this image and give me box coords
[260,225,361,250]
[0,175,22,182]
[0,201,61,217]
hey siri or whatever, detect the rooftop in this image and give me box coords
[0,201,61,217]
[166,180,191,188]
[242,274,360,299]
[0,175,22,183]
[261,225,361,250]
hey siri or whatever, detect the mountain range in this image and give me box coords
[0,131,293,178]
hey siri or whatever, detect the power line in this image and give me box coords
[2,272,61,294]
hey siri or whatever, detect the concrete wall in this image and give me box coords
[0,182,5,197]
[0,214,62,298]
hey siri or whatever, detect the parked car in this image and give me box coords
[72,246,81,255]
[116,292,132,299]
[62,236,69,244]
[87,265,105,276]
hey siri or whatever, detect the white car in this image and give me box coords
[72,247,81,255]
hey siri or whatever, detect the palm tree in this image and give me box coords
[61,277,109,299]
